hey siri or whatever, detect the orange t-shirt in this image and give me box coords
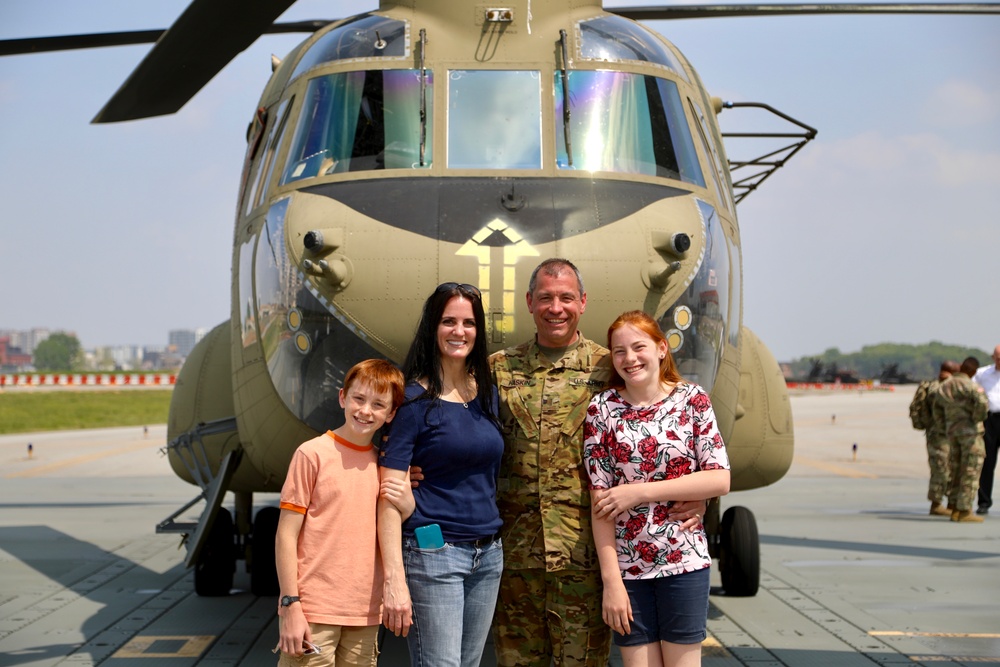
[279,431,382,625]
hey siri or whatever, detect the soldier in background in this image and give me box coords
[937,356,990,523]
[488,258,704,667]
[910,361,959,516]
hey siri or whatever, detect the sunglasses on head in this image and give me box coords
[435,282,482,298]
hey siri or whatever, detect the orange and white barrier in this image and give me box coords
[0,373,176,387]
[786,382,894,392]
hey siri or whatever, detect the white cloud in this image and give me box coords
[901,134,1000,186]
[922,80,1000,128]
[796,130,1000,188]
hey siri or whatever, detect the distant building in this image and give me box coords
[91,344,145,370]
[0,328,49,355]
[0,326,199,372]
[168,329,199,358]
[141,345,167,370]
[0,336,33,371]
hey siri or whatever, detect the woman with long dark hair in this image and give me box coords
[377,282,504,667]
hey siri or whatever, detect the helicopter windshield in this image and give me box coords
[555,71,703,184]
[447,70,542,169]
[281,69,433,183]
[290,14,408,80]
[577,15,690,83]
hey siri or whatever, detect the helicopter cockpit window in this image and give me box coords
[290,15,408,81]
[447,70,542,170]
[577,16,689,83]
[246,97,292,216]
[555,71,703,185]
[281,69,433,183]
[657,199,730,392]
[689,99,734,214]
[254,197,389,431]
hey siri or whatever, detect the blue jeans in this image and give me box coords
[403,536,503,667]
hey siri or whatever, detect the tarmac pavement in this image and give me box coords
[1,387,998,666]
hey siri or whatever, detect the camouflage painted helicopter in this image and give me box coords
[6,0,998,599]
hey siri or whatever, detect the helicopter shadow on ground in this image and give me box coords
[0,524,187,666]
[760,533,994,562]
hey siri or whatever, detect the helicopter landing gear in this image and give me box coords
[718,505,760,597]
[194,507,235,596]
[250,506,280,597]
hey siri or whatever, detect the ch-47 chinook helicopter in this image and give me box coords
[6,0,998,599]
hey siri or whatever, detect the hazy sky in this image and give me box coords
[1,0,998,361]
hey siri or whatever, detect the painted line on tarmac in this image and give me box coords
[871,631,1000,638]
[793,455,879,478]
[871,630,1000,663]
[908,659,1000,663]
[701,636,730,658]
[112,635,214,659]
[3,440,156,478]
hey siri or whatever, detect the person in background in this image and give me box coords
[937,356,989,523]
[275,359,411,665]
[378,282,505,667]
[489,258,705,667]
[585,310,730,667]
[974,345,1000,515]
[910,361,959,516]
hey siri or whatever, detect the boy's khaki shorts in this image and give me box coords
[277,622,379,666]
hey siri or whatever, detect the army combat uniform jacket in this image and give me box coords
[937,374,989,437]
[490,336,611,572]
[936,373,989,512]
[923,379,948,441]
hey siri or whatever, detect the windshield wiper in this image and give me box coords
[559,29,573,167]
[419,28,428,167]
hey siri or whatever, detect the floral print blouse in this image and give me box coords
[583,383,729,579]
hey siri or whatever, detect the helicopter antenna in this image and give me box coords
[558,30,574,167]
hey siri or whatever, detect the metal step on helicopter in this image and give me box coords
[3,0,998,599]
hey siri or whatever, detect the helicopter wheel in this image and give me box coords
[719,505,760,597]
[194,507,235,597]
[250,506,280,597]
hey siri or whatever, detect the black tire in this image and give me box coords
[719,505,760,596]
[194,507,235,596]
[250,506,280,597]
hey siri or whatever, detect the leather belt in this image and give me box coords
[467,533,499,548]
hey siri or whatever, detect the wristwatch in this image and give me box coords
[280,595,301,608]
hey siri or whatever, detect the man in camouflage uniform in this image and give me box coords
[488,258,703,666]
[913,361,958,515]
[937,357,990,523]
[489,258,613,666]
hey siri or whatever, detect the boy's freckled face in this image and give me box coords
[338,380,396,441]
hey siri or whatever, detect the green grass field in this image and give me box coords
[0,390,173,434]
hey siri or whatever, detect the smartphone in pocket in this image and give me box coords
[414,523,445,549]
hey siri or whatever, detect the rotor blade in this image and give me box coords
[91,0,308,124]
[0,22,329,58]
[0,31,166,56]
[610,3,1000,20]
